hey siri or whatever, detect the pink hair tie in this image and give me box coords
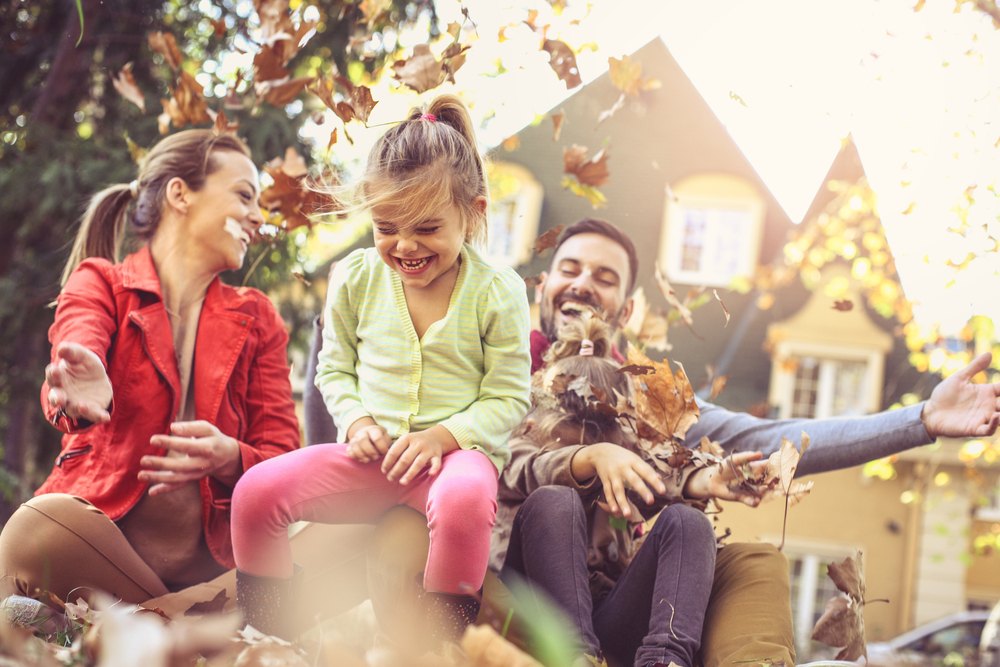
[580,339,594,356]
[420,113,437,122]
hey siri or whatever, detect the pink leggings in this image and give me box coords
[231,444,498,595]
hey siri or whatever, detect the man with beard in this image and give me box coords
[494,217,1000,667]
[304,218,1000,665]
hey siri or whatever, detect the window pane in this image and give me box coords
[791,357,820,419]
[713,210,750,278]
[680,209,707,272]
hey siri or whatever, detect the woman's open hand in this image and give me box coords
[684,451,767,506]
[139,421,242,495]
[45,342,113,424]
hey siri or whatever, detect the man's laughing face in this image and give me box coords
[537,232,634,340]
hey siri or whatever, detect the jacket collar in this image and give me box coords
[120,245,253,311]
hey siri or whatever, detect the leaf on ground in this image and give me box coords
[812,550,868,661]
[832,299,853,312]
[183,589,229,616]
[713,289,730,326]
[551,112,565,141]
[627,344,699,441]
[541,39,582,89]
[608,55,661,96]
[148,31,183,71]
[533,224,563,257]
[563,145,610,187]
[111,63,145,112]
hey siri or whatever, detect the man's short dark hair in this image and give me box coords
[550,218,639,292]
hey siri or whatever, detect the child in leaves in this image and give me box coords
[494,312,766,667]
[230,94,531,642]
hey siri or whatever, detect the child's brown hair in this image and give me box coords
[513,313,632,447]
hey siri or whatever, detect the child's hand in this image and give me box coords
[571,443,668,519]
[346,420,391,463]
[684,451,767,507]
[382,425,459,484]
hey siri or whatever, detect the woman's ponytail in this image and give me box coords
[60,184,134,287]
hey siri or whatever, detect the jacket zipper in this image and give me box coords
[226,383,244,438]
[57,444,92,467]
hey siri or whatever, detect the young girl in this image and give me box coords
[496,313,766,667]
[231,95,531,641]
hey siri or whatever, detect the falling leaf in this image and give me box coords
[608,55,660,96]
[832,299,853,312]
[713,289,730,326]
[111,63,145,112]
[503,135,521,151]
[212,108,239,135]
[148,31,183,71]
[261,75,315,107]
[729,91,747,106]
[654,263,693,328]
[210,17,227,38]
[627,344,699,441]
[618,364,655,376]
[123,132,147,163]
[259,146,340,231]
[709,375,728,400]
[561,177,608,209]
[563,145,610,188]
[524,275,542,289]
[183,589,229,616]
[533,223,564,257]
[901,202,917,214]
[541,39,582,89]
[327,128,338,150]
[622,287,670,352]
[390,43,468,94]
[551,112,565,141]
[812,551,868,661]
[596,92,626,127]
[292,272,312,287]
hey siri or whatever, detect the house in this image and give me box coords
[491,36,1000,660]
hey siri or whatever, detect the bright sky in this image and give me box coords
[290,0,1000,334]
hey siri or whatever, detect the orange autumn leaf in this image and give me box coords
[327,128,338,150]
[533,224,564,257]
[626,344,699,441]
[832,299,854,312]
[111,63,145,113]
[148,31,183,71]
[263,75,315,106]
[210,18,227,38]
[551,112,565,141]
[173,70,212,125]
[212,109,239,135]
[259,147,338,231]
[563,145,610,188]
[709,375,728,400]
[541,39,582,89]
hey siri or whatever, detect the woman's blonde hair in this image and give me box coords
[356,94,489,246]
[513,313,632,447]
[60,130,251,286]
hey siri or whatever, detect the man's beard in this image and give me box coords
[539,292,619,341]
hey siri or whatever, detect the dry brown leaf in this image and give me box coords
[212,108,239,135]
[542,39,582,89]
[210,18,227,38]
[327,128,338,150]
[551,111,565,141]
[253,43,291,82]
[812,551,868,661]
[533,223,564,256]
[713,289,730,326]
[832,299,854,311]
[627,344,699,441]
[654,262,693,327]
[172,70,212,127]
[148,31,183,71]
[699,437,724,457]
[259,147,338,230]
[709,375,728,400]
[622,287,670,352]
[563,145,611,188]
[111,63,145,112]
[390,43,464,94]
[263,75,315,106]
[608,54,661,96]
[183,589,229,616]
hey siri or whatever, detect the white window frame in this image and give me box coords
[659,177,764,288]
[762,535,863,661]
[487,162,543,268]
[769,340,886,419]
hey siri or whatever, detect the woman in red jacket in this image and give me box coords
[0,130,303,617]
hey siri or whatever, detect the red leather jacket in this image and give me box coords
[38,246,299,568]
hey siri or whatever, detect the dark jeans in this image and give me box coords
[500,486,716,667]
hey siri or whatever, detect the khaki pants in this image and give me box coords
[0,494,373,621]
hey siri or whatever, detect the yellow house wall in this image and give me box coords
[714,465,911,642]
[967,519,1000,604]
